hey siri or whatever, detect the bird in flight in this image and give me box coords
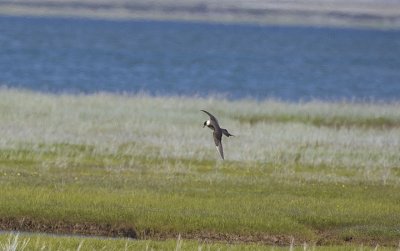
[201,110,234,160]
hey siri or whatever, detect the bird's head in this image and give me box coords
[203,119,211,128]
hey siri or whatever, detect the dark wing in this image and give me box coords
[213,130,224,160]
[201,110,219,124]
[216,143,224,160]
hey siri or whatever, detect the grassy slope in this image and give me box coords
[0,90,399,246]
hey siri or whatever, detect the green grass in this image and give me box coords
[0,232,274,251]
[234,112,400,129]
[0,89,399,248]
[2,233,395,251]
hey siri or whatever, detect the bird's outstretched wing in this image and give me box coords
[216,142,224,160]
[213,130,224,160]
[201,110,219,124]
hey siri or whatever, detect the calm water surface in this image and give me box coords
[0,16,399,101]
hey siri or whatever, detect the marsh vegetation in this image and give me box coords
[0,89,399,248]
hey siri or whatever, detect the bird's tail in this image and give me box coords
[221,128,234,137]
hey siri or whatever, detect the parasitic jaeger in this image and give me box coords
[201,110,234,160]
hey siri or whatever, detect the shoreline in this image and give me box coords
[1,0,400,29]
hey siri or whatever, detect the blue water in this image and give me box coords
[0,16,400,101]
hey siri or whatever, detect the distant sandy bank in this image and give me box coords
[1,0,400,28]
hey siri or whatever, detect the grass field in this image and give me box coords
[0,233,396,251]
[0,89,399,249]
